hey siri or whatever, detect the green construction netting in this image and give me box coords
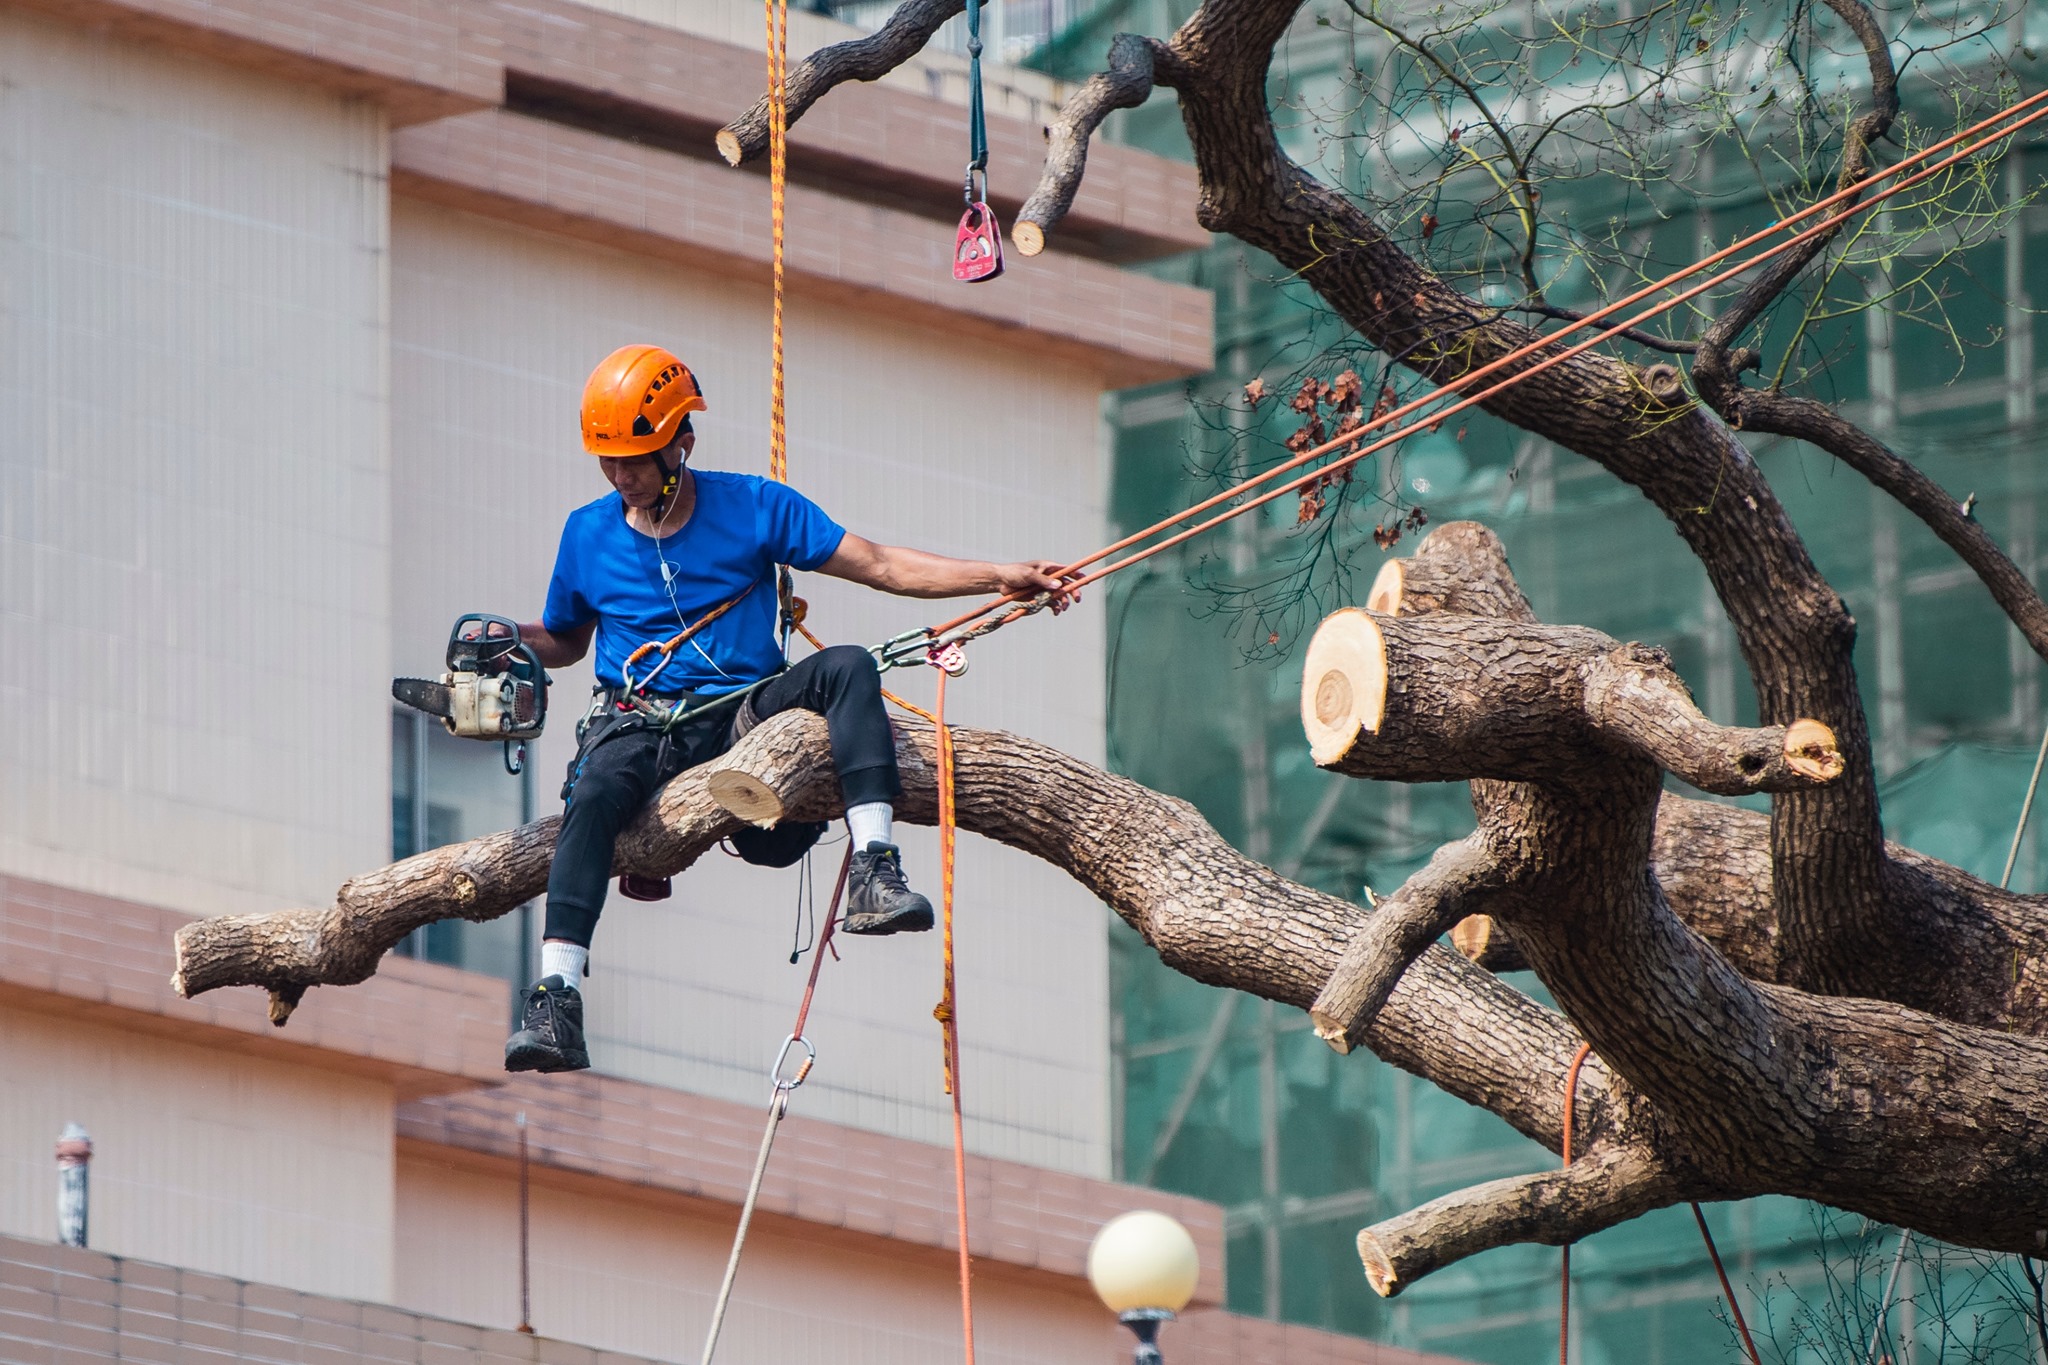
[1056,3,2048,1356]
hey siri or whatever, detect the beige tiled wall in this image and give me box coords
[392,1151,1120,1363]
[0,1008,396,1303]
[388,198,1114,1175]
[0,8,392,919]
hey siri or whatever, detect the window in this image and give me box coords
[391,709,535,996]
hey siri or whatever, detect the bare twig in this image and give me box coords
[717,0,965,166]
[1014,33,1180,255]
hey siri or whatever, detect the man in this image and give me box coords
[501,344,1075,1073]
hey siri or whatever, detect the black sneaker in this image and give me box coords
[505,975,591,1073]
[843,842,936,936]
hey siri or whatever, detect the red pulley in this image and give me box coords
[953,201,1004,283]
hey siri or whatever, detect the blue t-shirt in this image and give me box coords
[542,472,846,694]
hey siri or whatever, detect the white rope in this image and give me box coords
[700,1088,790,1365]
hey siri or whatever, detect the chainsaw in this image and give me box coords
[392,614,550,775]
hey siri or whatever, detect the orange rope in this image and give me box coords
[931,669,977,1363]
[924,91,2048,644]
[1558,1046,1761,1365]
[764,0,789,485]
[622,584,755,686]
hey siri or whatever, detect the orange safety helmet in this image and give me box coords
[580,345,707,458]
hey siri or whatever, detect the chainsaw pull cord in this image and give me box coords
[699,845,851,1365]
[1556,1045,1760,1365]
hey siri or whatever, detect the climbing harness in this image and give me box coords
[622,585,757,697]
[951,0,1003,284]
[700,846,850,1365]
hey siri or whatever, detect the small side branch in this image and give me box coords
[717,0,965,166]
[1583,645,1845,794]
[1013,33,1172,256]
[1367,520,1536,623]
[1357,1147,1683,1297]
[1729,391,2048,668]
[1450,913,1530,973]
[1311,834,1501,1053]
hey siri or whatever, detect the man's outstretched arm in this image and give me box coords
[820,533,1079,606]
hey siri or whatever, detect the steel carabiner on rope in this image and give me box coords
[771,1033,816,1092]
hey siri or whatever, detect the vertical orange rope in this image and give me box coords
[1560,1042,1593,1365]
[932,670,977,1363]
[763,0,789,484]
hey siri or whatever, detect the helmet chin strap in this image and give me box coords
[649,447,683,524]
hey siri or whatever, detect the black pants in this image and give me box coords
[543,645,901,947]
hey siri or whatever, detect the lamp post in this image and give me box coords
[1088,1210,1200,1364]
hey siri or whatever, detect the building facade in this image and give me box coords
[0,0,1467,1360]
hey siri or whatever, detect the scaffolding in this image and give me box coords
[1047,2,2048,1358]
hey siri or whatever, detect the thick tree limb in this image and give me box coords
[1311,833,1501,1052]
[1389,524,2048,1033]
[1303,530,2048,1275]
[1299,609,1841,796]
[716,0,964,167]
[1012,34,1177,256]
[1357,1146,1686,1298]
[174,712,1604,1160]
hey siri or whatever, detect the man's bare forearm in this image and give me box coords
[516,620,593,668]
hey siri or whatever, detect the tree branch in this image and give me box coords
[1299,609,1842,796]
[1311,833,1501,1052]
[717,0,965,167]
[1358,1146,1686,1297]
[1726,390,2048,666]
[1695,0,1899,364]
[1013,34,1179,256]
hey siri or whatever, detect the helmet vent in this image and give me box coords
[632,414,655,437]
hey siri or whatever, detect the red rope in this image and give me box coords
[925,91,2048,644]
[1558,1046,1762,1365]
[1691,1204,1765,1365]
[788,845,850,1043]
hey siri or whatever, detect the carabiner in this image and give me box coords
[964,166,988,206]
[772,1033,816,1092]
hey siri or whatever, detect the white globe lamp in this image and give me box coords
[1088,1210,1199,1363]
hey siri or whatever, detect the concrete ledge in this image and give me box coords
[0,1234,660,1365]
[394,109,1213,387]
[399,1069,1230,1307]
[3,0,499,125]
[12,0,1205,261]
[0,875,508,1100]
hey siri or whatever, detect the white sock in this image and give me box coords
[846,802,894,850]
[540,941,589,991]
